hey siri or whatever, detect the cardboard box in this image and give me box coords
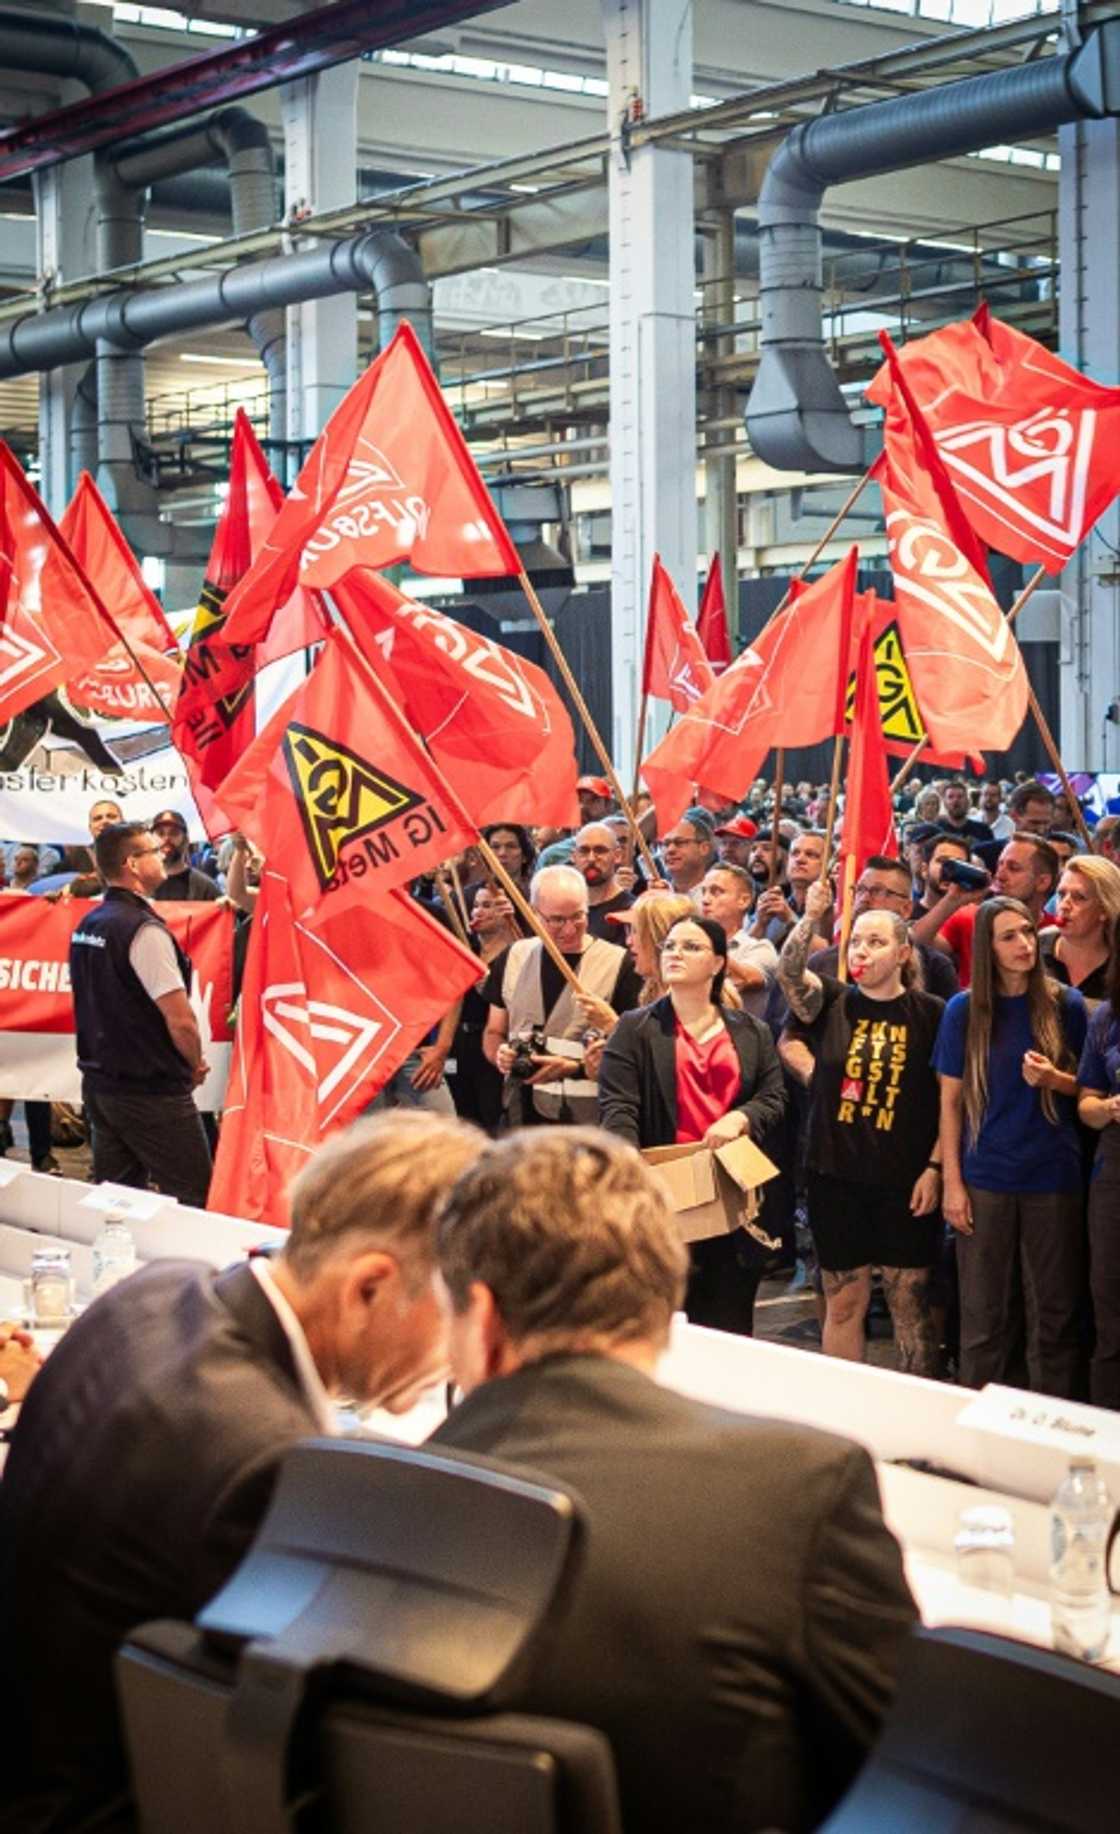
[642,1135,780,1245]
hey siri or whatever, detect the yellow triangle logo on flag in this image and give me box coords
[844,621,927,747]
[189,581,227,646]
[283,720,425,888]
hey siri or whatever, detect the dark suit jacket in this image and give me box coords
[0,1259,319,1834]
[597,995,786,1148]
[432,1355,917,1834]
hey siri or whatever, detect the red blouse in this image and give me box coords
[674,1019,741,1144]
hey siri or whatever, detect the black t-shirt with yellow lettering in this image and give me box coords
[790,974,944,1188]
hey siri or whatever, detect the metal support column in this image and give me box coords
[604,0,696,782]
[702,209,738,630]
[282,61,359,471]
[1058,117,1120,771]
[34,158,92,511]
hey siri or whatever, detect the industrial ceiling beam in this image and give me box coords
[0,0,513,183]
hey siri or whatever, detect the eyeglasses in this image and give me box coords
[539,910,586,929]
[662,836,704,849]
[855,881,910,907]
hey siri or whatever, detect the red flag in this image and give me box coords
[641,555,716,713]
[641,547,858,827]
[868,309,1120,573]
[0,444,122,725]
[839,612,898,892]
[172,410,330,837]
[208,871,483,1225]
[214,627,477,921]
[58,472,181,725]
[697,552,732,672]
[211,322,521,677]
[874,345,1028,757]
[332,570,579,828]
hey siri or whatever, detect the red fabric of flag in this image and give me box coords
[212,322,521,677]
[641,554,716,712]
[855,588,984,773]
[697,552,732,671]
[839,612,899,891]
[333,569,580,828]
[874,346,1028,758]
[214,627,477,921]
[208,871,483,1226]
[641,546,859,828]
[172,410,330,837]
[0,444,121,724]
[867,309,1120,572]
[59,472,181,725]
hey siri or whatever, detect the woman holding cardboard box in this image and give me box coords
[598,914,785,1335]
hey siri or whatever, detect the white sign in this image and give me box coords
[0,743,206,845]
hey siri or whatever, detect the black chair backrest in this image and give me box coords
[821,1623,1120,1833]
[117,1437,622,1834]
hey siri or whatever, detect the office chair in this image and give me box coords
[820,1622,1120,1832]
[117,1436,621,1834]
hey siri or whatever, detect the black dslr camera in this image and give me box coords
[940,857,991,893]
[508,1025,548,1079]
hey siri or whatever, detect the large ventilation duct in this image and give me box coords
[745,19,1120,473]
[0,227,432,374]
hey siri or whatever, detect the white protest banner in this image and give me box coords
[0,744,207,844]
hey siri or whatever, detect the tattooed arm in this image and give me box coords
[778,879,833,1023]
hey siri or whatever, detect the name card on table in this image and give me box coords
[78,1183,175,1228]
[957,1385,1120,1503]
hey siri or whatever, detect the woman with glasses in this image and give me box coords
[935,896,1089,1396]
[599,914,785,1333]
[778,878,946,1376]
[1078,918,1120,1407]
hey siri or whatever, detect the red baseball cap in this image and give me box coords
[577,775,612,799]
[714,814,758,839]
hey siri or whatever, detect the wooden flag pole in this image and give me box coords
[1005,564,1048,629]
[772,467,876,623]
[999,564,1091,846]
[836,860,856,985]
[631,689,651,808]
[889,737,927,799]
[446,858,473,939]
[476,836,585,994]
[516,568,660,884]
[819,735,846,880]
[768,748,785,885]
[436,868,471,948]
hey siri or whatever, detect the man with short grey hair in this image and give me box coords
[432,1126,918,1834]
[0,1110,486,1834]
[481,865,641,1126]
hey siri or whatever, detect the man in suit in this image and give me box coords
[432,1128,918,1834]
[0,1109,484,1834]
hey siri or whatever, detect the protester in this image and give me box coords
[149,809,221,902]
[714,812,758,868]
[778,878,945,1377]
[576,774,614,823]
[939,777,995,845]
[69,820,212,1206]
[448,885,520,1132]
[751,828,829,949]
[657,809,717,903]
[1007,779,1056,836]
[913,786,943,823]
[432,1125,918,1834]
[599,913,785,1334]
[572,821,634,937]
[1043,855,1120,1006]
[482,864,641,1126]
[0,1111,485,1834]
[935,897,1088,1397]
[1094,814,1120,864]
[978,781,1014,841]
[1077,923,1120,1408]
[699,863,778,1018]
[913,832,970,921]
[810,855,959,1003]
[913,833,1059,986]
[6,844,40,893]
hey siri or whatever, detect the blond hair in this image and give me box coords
[1061,854,1120,931]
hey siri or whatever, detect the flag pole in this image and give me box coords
[775,467,875,622]
[516,568,660,882]
[889,737,927,798]
[446,858,473,940]
[819,735,845,881]
[999,564,1092,846]
[476,837,586,995]
[631,690,650,808]
[768,748,785,885]
[436,867,471,948]
[836,857,856,985]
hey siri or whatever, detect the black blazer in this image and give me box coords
[432,1354,918,1834]
[0,1259,320,1834]
[598,994,786,1148]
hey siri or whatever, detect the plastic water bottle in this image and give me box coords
[91,1220,138,1299]
[1049,1457,1114,1662]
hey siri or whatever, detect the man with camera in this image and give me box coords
[481,864,642,1126]
[806,855,959,1001]
[912,834,1060,988]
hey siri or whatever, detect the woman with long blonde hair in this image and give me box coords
[1044,853,1120,1009]
[935,895,1089,1396]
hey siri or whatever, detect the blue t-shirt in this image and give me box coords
[1078,1003,1120,1095]
[932,987,1088,1193]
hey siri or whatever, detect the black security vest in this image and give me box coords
[70,887,195,1093]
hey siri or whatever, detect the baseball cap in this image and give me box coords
[576,775,612,799]
[150,809,188,832]
[715,814,758,840]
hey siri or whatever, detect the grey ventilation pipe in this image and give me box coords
[69,360,97,481]
[746,19,1120,473]
[0,7,135,91]
[0,227,432,372]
